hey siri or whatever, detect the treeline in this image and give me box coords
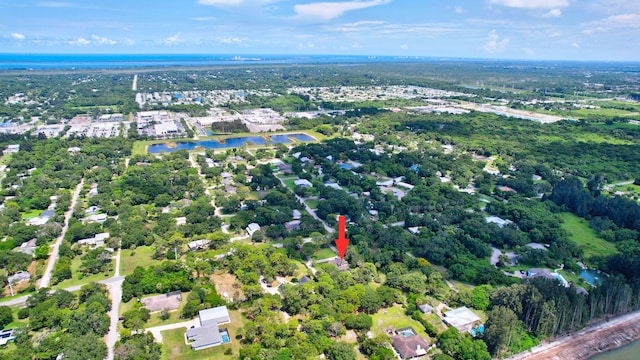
[1,284,111,360]
[210,119,249,134]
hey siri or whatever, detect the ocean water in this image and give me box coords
[589,339,640,360]
[0,53,431,70]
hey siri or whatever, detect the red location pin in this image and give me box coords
[335,215,349,260]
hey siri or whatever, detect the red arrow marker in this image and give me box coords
[335,215,349,260]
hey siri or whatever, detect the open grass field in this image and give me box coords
[120,245,163,275]
[283,178,298,191]
[559,212,618,259]
[21,209,43,219]
[371,304,432,340]
[161,310,245,360]
[304,198,319,210]
[53,255,114,290]
[311,248,336,261]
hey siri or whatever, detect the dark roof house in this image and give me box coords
[390,328,429,360]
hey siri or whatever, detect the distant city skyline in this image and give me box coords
[1,0,639,61]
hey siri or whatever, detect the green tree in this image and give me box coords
[0,306,13,328]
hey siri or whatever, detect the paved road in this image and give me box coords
[39,178,85,289]
[146,318,199,343]
[276,177,335,234]
[603,180,635,190]
[105,261,124,360]
[0,275,125,307]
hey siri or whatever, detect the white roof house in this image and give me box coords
[246,223,261,236]
[83,213,108,223]
[294,179,313,188]
[443,307,481,333]
[188,239,211,251]
[186,306,231,350]
[77,232,110,248]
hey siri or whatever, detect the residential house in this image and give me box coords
[390,327,429,360]
[285,220,301,231]
[2,144,19,155]
[77,233,110,248]
[292,209,302,220]
[82,213,107,223]
[418,304,433,315]
[328,258,350,272]
[18,238,37,256]
[140,291,182,312]
[8,271,30,284]
[188,239,211,251]
[0,329,16,346]
[185,306,232,350]
[28,210,54,226]
[246,223,261,236]
[443,307,481,333]
[294,179,313,188]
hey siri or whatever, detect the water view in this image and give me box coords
[590,339,640,360]
[147,133,315,153]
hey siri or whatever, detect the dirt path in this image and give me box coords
[508,310,640,360]
[39,178,84,288]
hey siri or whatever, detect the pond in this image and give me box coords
[580,269,603,286]
[147,133,315,153]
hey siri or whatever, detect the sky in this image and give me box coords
[1,0,639,61]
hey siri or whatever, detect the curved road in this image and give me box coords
[39,178,84,289]
[277,177,335,234]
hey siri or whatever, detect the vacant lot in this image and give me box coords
[211,272,243,302]
[120,245,163,275]
[559,212,618,259]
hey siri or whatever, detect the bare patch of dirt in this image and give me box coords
[211,272,244,302]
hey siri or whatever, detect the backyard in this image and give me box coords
[161,310,245,360]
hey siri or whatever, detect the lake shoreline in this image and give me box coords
[507,309,640,360]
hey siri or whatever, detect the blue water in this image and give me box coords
[222,335,230,343]
[469,325,485,337]
[147,133,314,153]
[0,53,434,70]
[580,270,603,286]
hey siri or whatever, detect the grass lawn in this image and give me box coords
[283,178,298,191]
[304,199,319,210]
[21,209,43,219]
[371,304,431,340]
[559,212,618,259]
[612,183,640,194]
[120,246,163,275]
[311,248,336,261]
[53,256,114,290]
[161,310,245,360]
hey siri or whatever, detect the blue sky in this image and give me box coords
[1,0,639,60]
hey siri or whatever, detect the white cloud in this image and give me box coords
[11,32,26,40]
[602,13,640,27]
[484,29,510,53]
[455,6,464,14]
[488,0,569,9]
[572,42,580,48]
[198,0,244,6]
[400,43,409,50]
[192,16,217,21]
[124,38,136,46]
[91,34,117,45]
[295,0,392,22]
[216,36,249,44]
[37,1,72,7]
[543,9,562,17]
[163,34,181,45]
[69,38,91,46]
[584,13,640,34]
